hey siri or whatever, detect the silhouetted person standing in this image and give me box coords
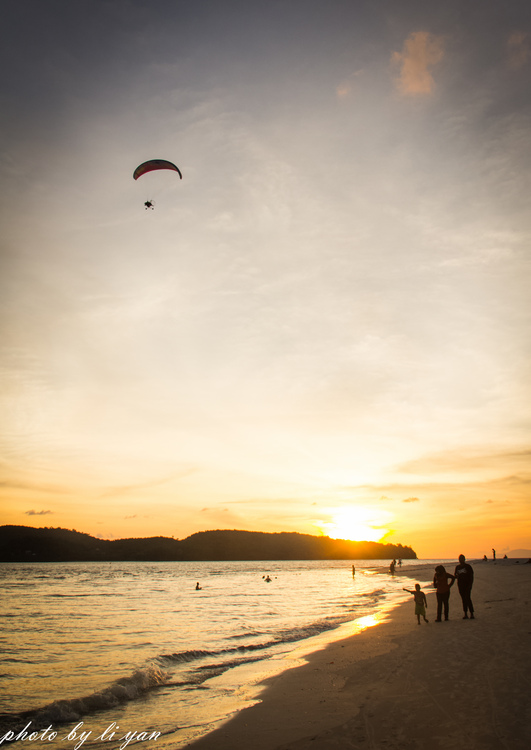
[433,565,455,621]
[454,555,474,619]
[403,584,429,625]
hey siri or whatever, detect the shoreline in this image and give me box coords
[187,561,530,750]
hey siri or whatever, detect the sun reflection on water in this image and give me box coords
[355,614,380,630]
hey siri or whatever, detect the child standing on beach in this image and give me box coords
[403,584,429,625]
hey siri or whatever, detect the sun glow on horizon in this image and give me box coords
[316,506,392,543]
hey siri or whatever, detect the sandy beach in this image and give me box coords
[188,560,530,750]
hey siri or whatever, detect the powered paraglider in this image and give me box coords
[134,159,182,210]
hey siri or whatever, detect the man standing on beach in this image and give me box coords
[454,555,475,619]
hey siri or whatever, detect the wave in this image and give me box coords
[226,631,262,640]
[0,666,169,729]
[360,588,386,597]
[46,593,122,598]
[157,649,216,665]
[1,584,389,730]
[156,611,367,668]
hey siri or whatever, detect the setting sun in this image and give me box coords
[316,507,392,543]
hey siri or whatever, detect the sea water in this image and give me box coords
[0,559,441,748]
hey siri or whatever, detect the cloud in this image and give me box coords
[196,506,241,528]
[402,497,420,503]
[392,32,444,95]
[335,71,363,100]
[507,32,530,70]
[351,474,531,503]
[336,81,352,99]
[1,478,68,493]
[25,509,53,516]
[397,448,531,476]
[99,470,197,498]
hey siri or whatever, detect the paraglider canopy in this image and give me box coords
[133,159,182,181]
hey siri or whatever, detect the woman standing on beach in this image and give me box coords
[433,565,456,621]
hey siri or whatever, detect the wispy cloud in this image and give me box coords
[396,448,531,476]
[336,81,352,99]
[335,70,363,100]
[194,506,244,529]
[0,478,68,494]
[99,470,197,498]
[507,31,530,70]
[350,474,531,500]
[25,509,53,516]
[392,32,444,95]
[402,497,420,503]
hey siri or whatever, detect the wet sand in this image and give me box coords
[187,560,531,750]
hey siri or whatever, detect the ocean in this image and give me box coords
[0,559,442,749]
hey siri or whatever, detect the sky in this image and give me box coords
[1,0,530,559]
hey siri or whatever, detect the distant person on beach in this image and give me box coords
[352,565,356,577]
[454,555,474,619]
[403,584,429,625]
[195,582,202,590]
[492,548,496,561]
[389,560,396,575]
[433,565,455,621]
[483,555,488,561]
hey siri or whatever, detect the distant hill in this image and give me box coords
[0,525,417,562]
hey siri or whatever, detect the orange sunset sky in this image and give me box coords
[1,1,530,559]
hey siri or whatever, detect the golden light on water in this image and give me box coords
[355,614,380,630]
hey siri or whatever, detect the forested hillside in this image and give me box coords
[0,525,416,562]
